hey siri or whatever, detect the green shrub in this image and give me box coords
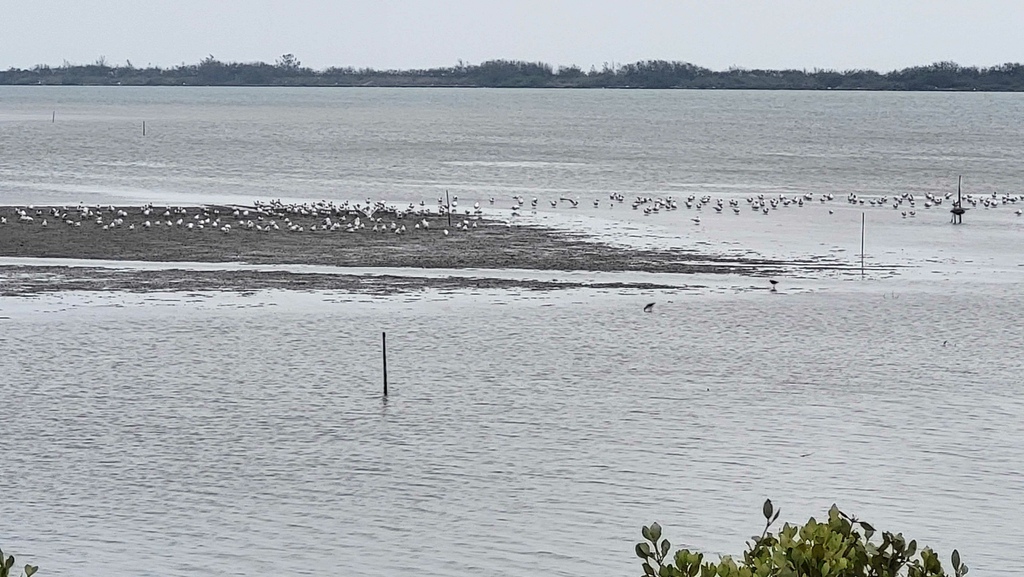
[636,500,968,577]
[0,548,37,577]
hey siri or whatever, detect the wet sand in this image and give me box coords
[0,204,867,296]
[0,266,702,297]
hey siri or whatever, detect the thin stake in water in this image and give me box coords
[861,212,865,278]
[382,331,388,397]
[446,189,452,228]
[951,175,965,224]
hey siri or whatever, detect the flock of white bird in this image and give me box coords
[491,188,1024,224]
[4,189,1023,233]
[1,196,496,237]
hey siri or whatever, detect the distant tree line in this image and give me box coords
[4,55,1024,90]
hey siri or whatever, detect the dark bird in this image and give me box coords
[769,279,779,292]
[643,303,655,313]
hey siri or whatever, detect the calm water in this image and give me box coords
[2,88,1024,576]
[3,87,1024,208]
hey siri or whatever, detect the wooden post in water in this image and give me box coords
[142,121,146,136]
[382,331,388,397]
[445,189,452,228]
[52,111,55,123]
[861,212,866,278]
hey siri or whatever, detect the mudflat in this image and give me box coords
[0,204,847,296]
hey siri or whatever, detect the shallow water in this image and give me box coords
[2,286,1022,576]
[2,88,1024,576]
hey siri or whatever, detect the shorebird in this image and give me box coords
[643,303,655,313]
[769,279,779,292]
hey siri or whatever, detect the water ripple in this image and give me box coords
[2,288,1022,576]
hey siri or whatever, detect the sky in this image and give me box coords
[2,0,1022,72]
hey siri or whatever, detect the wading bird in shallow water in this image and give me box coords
[769,279,779,292]
[643,303,655,313]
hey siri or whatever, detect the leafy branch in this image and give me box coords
[636,500,968,577]
[0,548,38,577]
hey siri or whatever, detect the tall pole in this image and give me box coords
[446,189,452,228]
[958,175,962,224]
[382,331,388,396]
[951,175,965,224]
[861,212,865,279]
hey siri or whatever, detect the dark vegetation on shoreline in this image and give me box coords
[4,55,1024,91]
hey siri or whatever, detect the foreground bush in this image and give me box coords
[0,548,37,577]
[637,500,968,577]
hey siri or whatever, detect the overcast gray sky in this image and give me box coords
[2,0,1022,71]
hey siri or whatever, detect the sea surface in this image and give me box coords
[2,87,1024,576]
